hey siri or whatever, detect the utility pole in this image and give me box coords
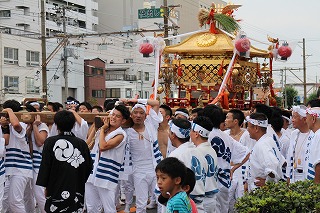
[40,0,47,101]
[284,67,287,109]
[62,6,69,103]
[163,0,169,46]
[302,38,307,104]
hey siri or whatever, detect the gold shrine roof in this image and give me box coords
[164,30,269,58]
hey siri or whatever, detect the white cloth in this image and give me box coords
[127,108,163,213]
[247,134,283,191]
[307,129,320,180]
[169,142,206,213]
[32,123,49,173]
[5,175,32,213]
[208,128,248,213]
[279,129,290,159]
[5,122,33,178]
[286,129,311,182]
[224,129,252,213]
[196,142,218,212]
[93,127,127,190]
[85,182,102,213]
[196,142,218,196]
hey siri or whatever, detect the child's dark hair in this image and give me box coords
[183,168,196,195]
[155,157,187,185]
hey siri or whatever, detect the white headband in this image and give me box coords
[170,122,190,139]
[292,105,307,117]
[66,100,79,105]
[306,107,320,118]
[132,103,146,112]
[191,122,210,138]
[282,115,292,124]
[246,116,268,128]
[175,111,189,119]
[30,102,40,107]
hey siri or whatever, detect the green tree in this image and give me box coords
[307,91,318,103]
[275,96,283,108]
[283,85,298,109]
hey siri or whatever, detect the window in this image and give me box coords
[137,71,141,80]
[92,90,104,98]
[144,91,149,99]
[0,10,11,17]
[125,89,132,98]
[144,72,149,81]
[4,76,19,93]
[26,77,40,93]
[106,88,120,98]
[92,68,103,75]
[123,41,133,49]
[26,50,40,66]
[4,47,18,64]
[78,20,86,28]
[124,58,133,63]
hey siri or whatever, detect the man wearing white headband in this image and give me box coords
[168,118,206,212]
[246,113,283,191]
[203,105,248,213]
[286,105,311,183]
[224,109,253,213]
[305,105,320,184]
[124,98,163,212]
[191,116,218,213]
[174,108,189,120]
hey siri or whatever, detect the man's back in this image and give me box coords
[36,133,93,213]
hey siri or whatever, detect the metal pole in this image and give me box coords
[302,38,307,104]
[141,71,143,98]
[284,68,287,109]
[163,0,169,46]
[63,6,69,103]
[40,0,47,101]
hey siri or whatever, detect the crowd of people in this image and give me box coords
[0,93,319,213]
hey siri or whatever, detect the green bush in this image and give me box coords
[235,180,320,213]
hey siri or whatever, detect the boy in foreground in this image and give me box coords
[156,157,192,213]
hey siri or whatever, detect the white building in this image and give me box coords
[94,0,225,100]
[0,31,42,103]
[0,0,98,103]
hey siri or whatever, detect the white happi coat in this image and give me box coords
[286,129,312,182]
[248,134,283,191]
[93,127,127,190]
[208,128,248,190]
[307,129,320,180]
[169,142,206,206]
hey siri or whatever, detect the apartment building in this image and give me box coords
[0,0,98,103]
[0,31,42,103]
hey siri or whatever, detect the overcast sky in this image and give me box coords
[235,0,320,91]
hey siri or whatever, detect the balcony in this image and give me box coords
[106,74,137,81]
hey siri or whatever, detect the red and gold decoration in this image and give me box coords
[198,3,241,34]
[158,2,282,109]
